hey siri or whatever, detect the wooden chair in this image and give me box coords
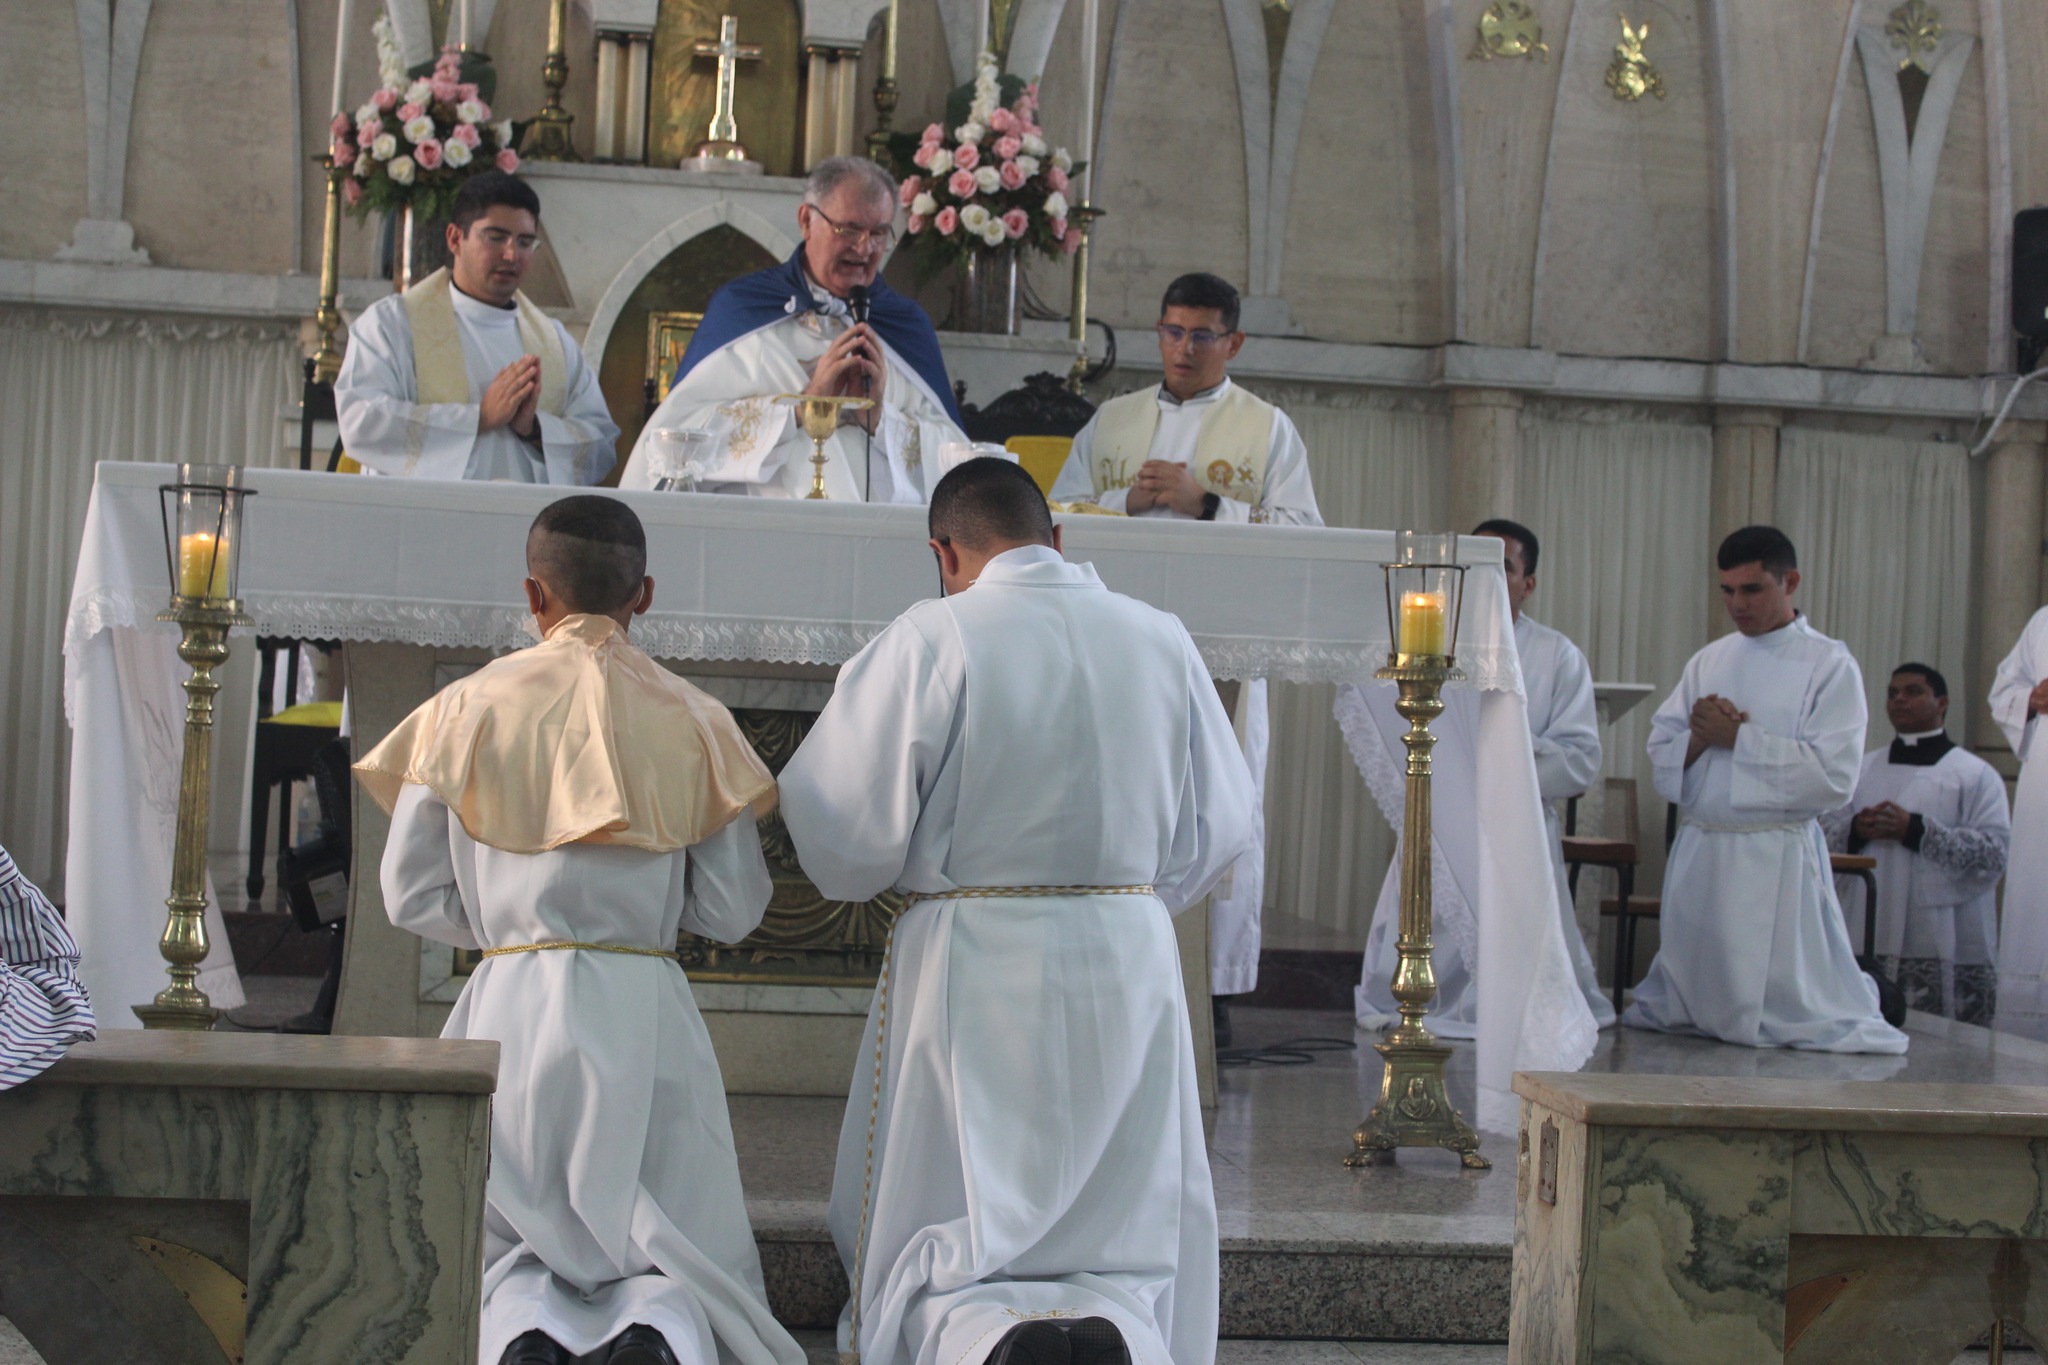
[1564,778,1658,1014]
[1830,853,1879,962]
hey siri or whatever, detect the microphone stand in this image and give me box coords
[850,285,873,501]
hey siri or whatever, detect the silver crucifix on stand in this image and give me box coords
[680,15,764,173]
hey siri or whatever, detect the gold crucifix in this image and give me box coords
[691,15,763,161]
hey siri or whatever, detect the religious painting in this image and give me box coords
[648,0,803,175]
[646,311,704,407]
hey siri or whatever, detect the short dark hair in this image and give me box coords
[451,171,541,231]
[1716,525,1797,577]
[526,495,647,614]
[1473,518,1539,575]
[929,457,1055,552]
[1159,272,1241,333]
[1892,662,1949,698]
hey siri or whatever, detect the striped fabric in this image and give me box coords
[0,844,95,1088]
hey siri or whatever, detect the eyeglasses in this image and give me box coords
[1156,323,1233,350]
[807,206,896,253]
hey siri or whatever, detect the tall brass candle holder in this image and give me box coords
[311,153,345,383]
[135,466,256,1030]
[1065,203,1103,394]
[522,0,581,162]
[1349,531,1489,1170]
[780,394,873,499]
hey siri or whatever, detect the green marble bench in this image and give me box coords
[1510,1070,2048,1364]
[0,1031,497,1364]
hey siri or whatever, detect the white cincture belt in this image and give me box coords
[1682,817,1814,836]
[901,884,1156,905]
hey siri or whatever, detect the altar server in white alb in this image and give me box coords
[1821,664,2008,1024]
[778,459,1252,1365]
[357,496,802,1365]
[621,157,969,501]
[1989,608,2048,1039]
[1050,272,1320,1023]
[336,172,619,484]
[1623,526,1905,1053]
[1354,519,1613,1033]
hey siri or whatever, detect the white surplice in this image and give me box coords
[1353,614,1615,1032]
[619,288,966,503]
[776,544,1253,1365]
[1820,736,2008,1023]
[1622,617,1907,1054]
[336,288,619,484]
[1991,606,2048,1039]
[381,785,804,1365]
[1049,379,1320,995]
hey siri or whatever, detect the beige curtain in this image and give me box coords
[0,308,300,895]
[1777,426,1978,745]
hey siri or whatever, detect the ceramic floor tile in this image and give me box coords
[0,1321,43,1365]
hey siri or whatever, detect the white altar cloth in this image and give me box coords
[62,464,1595,1109]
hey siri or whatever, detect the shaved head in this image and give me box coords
[929,457,1054,552]
[526,495,648,615]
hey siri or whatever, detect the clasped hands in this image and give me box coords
[2029,678,2048,720]
[803,324,886,435]
[1683,694,1746,767]
[480,355,542,442]
[1124,460,1207,517]
[1851,799,1913,844]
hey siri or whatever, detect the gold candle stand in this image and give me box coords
[523,0,581,162]
[781,394,874,498]
[866,0,900,162]
[1066,203,1103,394]
[311,153,345,383]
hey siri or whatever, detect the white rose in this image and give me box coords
[1043,190,1068,218]
[403,115,435,145]
[959,203,991,233]
[387,154,416,185]
[926,147,952,176]
[973,165,1001,193]
[979,219,1007,247]
[911,191,937,216]
[371,132,398,161]
[355,101,380,127]
[405,79,433,106]
[1022,133,1047,157]
[495,119,515,146]
[456,98,487,125]
[443,137,473,167]
[353,155,372,178]
[1015,155,1040,178]
[956,121,984,145]
[1051,148,1072,172]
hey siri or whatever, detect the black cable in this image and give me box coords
[1216,1035,1356,1068]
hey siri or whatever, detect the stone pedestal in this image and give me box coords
[1975,421,2047,762]
[1709,406,1782,636]
[1447,387,1524,534]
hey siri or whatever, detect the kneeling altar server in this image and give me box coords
[356,496,801,1365]
[337,171,619,484]
[779,458,1254,1365]
[1622,526,1905,1054]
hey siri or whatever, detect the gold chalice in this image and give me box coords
[778,394,875,499]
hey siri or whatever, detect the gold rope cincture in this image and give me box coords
[479,941,681,960]
[839,884,1154,1365]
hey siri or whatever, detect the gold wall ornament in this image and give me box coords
[1603,15,1666,102]
[132,1237,248,1363]
[650,0,800,175]
[1470,2,1549,61]
[1886,0,1943,71]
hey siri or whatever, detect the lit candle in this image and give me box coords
[1399,591,1447,656]
[329,0,357,116]
[178,532,232,599]
[459,0,472,48]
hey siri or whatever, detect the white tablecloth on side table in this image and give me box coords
[62,463,1596,1105]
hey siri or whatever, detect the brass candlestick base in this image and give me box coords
[780,394,874,498]
[1348,654,1489,1170]
[134,600,252,1030]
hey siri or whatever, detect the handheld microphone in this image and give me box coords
[848,284,871,325]
[848,285,874,500]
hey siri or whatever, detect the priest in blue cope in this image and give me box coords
[619,157,969,502]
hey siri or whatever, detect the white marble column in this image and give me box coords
[1447,387,1522,534]
[1975,420,2047,760]
[1708,406,1782,636]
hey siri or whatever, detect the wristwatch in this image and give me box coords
[1199,492,1221,521]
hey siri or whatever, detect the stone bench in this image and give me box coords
[0,1031,496,1364]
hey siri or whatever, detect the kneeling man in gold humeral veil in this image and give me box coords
[355,496,802,1365]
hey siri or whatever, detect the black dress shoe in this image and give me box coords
[1212,996,1233,1048]
[986,1320,1071,1365]
[501,1330,574,1365]
[1060,1317,1128,1365]
[607,1323,682,1365]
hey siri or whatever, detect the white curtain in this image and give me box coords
[0,308,301,896]
[1777,426,1978,746]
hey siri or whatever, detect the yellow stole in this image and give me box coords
[1089,383,1274,510]
[401,267,567,415]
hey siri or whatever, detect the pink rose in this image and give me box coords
[1049,214,1067,240]
[450,121,480,148]
[457,82,479,102]
[398,101,425,123]
[898,174,922,205]
[912,143,934,170]
[907,213,928,234]
[431,76,461,104]
[934,206,959,235]
[1046,164,1069,192]
[332,140,356,167]
[947,168,977,198]
[371,87,399,112]
[988,108,1018,135]
[496,147,520,172]
[357,120,380,148]
[922,122,945,144]
[1001,207,1029,239]
[330,112,352,138]
[952,141,980,172]
[343,176,364,207]
[1061,227,1082,254]
[435,50,462,76]
[414,138,444,169]
[998,159,1027,190]
[993,134,1022,161]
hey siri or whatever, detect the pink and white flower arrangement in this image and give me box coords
[903,52,1082,265]
[337,16,518,222]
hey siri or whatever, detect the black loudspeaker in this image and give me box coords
[2015,207,2048,371]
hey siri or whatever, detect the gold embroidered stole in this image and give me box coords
[401,267,567,415]
[1089,383,1274,508]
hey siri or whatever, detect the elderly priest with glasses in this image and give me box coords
[620,157,969,502]
[1049,272,1321,1033]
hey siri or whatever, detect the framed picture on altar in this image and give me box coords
[646,311,704,406]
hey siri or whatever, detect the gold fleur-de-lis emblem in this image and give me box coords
[1604,14,1667,102]
[1470,1,1550,62]
[1885,0,1943,72]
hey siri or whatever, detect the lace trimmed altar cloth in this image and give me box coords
[62,463,1594,1107]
